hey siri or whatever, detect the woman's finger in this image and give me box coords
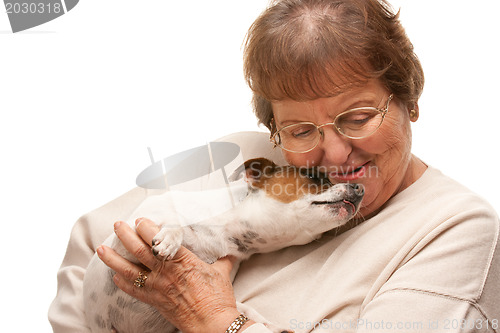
[97,245,149,283]
[97,245,163,302]
[135,217,161,246]
[111,271,157,304]
[112,221,160,270]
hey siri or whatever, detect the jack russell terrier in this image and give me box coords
[83,158,364,333]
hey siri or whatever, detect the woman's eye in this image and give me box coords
[339,110,378,128]
[290,125,316,138]
[292,128,313,138]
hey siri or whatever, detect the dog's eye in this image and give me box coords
[303,170,332,186]
[307,174,320,181]
[318,175,332,186]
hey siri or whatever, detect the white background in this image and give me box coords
[0,0,499,331]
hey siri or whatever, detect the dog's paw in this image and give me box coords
[151,227,183,260]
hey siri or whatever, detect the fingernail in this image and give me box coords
[135,218,143,226]
[114,221,123,230]
[96,246,104,257]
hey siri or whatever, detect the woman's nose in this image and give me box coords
[317,126,352,165]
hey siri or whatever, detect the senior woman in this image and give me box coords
[49,0,499,332]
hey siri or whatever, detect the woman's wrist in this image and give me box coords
[221,313,255,333]
[204,309,256,333]
[223,313,256,333]
[174,308,249,333]
[238,319,256,332]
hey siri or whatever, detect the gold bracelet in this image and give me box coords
[225,314,249,333]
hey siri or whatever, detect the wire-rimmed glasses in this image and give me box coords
[270,94,394,153]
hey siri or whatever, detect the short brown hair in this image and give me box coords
[243,0,424,130]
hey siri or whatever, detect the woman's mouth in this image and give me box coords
[329,162,369,182]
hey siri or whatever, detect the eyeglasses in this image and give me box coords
[270,94,393,153]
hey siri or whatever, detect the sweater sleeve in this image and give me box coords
[48,187,148,332]
[48,215,98,333]
[243,323,276,332]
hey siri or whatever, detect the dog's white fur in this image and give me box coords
[83,158,363,333]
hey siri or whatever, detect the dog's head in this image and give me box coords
[230,158,364,223]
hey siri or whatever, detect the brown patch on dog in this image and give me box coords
[243,158,332,203]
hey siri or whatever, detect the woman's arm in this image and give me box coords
[48,187,149,333]
[48,216,99,333]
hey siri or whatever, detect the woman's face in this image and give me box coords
[271,79,420,218]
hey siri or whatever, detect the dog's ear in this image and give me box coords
[229,158,277,187]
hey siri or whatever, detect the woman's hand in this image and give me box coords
[97,218,252,333]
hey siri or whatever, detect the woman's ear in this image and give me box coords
[409,103,419,122]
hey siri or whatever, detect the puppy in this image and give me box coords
[83,158,364,333]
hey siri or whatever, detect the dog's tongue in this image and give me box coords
[343,200,356,213]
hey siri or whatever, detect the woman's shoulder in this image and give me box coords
[391,164,498,220]
[375,163,499,256]
[368,164,500,310]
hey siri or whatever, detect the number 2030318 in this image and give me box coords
[5,2,63,14]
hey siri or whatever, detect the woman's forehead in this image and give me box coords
[271,80,388,122]
[263,65,373,102]
[272,79,386,108]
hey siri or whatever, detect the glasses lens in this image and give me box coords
[276,123,319,152]
[336,108,384,138]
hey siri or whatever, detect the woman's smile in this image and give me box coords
[328,161,370,182]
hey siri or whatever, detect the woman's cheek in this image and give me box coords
[283,150,323,168]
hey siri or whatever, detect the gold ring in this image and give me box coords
[133,271,148,288]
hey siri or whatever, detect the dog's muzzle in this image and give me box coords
[312,183,365,214]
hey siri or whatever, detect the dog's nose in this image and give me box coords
[346,183,364,208]
[351,183,365,196]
